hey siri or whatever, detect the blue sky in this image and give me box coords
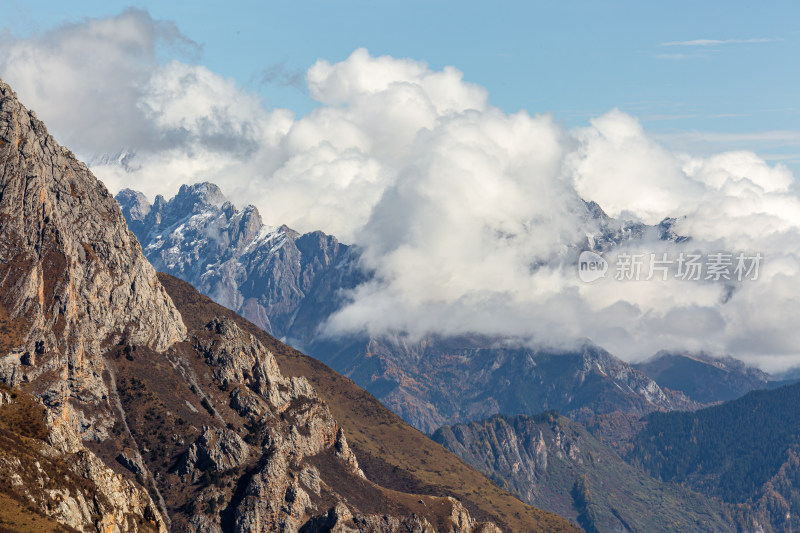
[2,0,798,171]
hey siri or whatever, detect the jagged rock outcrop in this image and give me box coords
[303,499,503,533]
[186,317,370,531]
[175,425,250,482]
[0,384,167,532]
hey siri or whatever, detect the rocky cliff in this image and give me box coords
[0,77,570,532]
[0,78,186,440]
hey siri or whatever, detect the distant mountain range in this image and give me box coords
[117,182,705,434]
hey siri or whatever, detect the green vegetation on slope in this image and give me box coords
[629,382,800,531]
[631,382,800,501]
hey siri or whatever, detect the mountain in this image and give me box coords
[628,381,800,532]
[118,184,697,434]
[433,411,737,532]
[0,77,578,532]
[115,184,362,345]
[634,352,774,404]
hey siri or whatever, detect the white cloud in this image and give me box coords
[0,8,199,153]
[2,12,800,370]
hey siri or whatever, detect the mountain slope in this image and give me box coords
[158,273,579,533]
[634,352,773,404]
[433,411,736,532]
[628,382,800,532]
[0,77,573,532]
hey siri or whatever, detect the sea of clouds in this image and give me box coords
[2,9,799,370]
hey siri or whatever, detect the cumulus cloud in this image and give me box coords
[0,8,199,153]
[2,11,800,370]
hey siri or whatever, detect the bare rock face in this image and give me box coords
[0,78,186,416]
[304,501,435,533]
[188,317,369,531]
[304,499,503,533]
[176,425,250,482]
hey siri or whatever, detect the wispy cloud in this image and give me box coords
[655,130,800,145]
[653,130,800,171]
[640,113,749,121]
[662,37,779,46]
[655,52,711,60]
[760,153,800,163]
[258,62,306,91]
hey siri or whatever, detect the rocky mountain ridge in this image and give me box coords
[116,183,362,346]
[634,351,777,404]
[313,334,698,433]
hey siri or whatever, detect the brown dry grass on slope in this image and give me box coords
[158,273,581,533]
